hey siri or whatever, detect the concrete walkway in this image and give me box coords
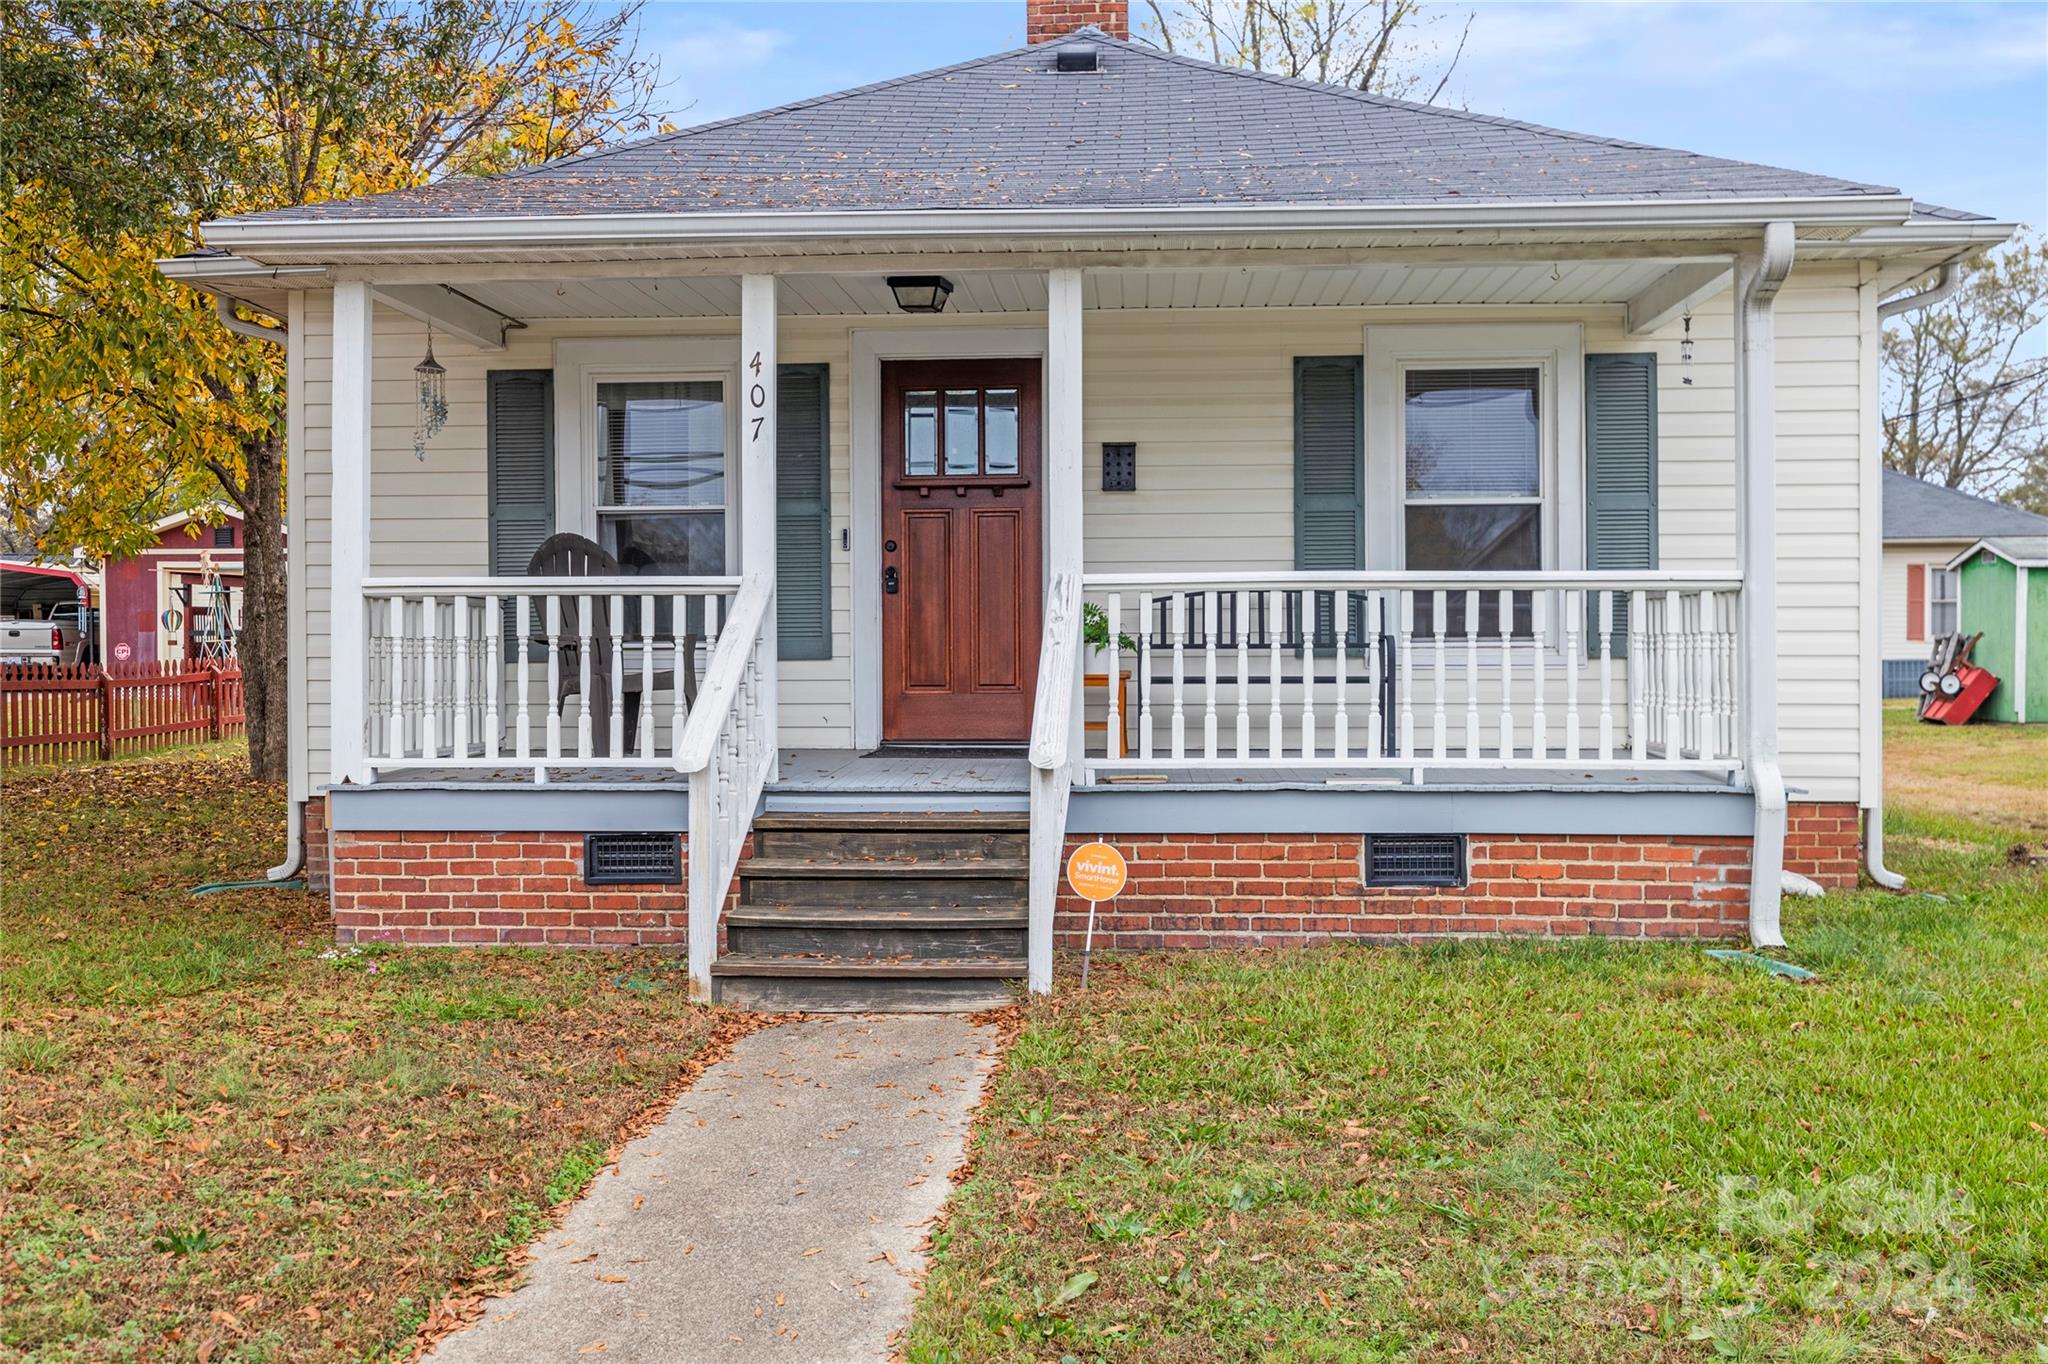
[426,1015,998,1364]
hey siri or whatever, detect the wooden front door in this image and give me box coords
[881,358,1043,743]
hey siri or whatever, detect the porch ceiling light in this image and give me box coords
[887,275,954,314]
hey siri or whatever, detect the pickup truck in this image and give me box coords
[1,603,91,666]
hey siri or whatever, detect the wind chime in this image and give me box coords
[413,324,448,460]
[1680,309,1695,387]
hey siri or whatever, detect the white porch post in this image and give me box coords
[330,281,375,785]
[740,274,779,781]
[1026,267,1085,997]
[1047,268,1086,781]
[1735,223,1795,947]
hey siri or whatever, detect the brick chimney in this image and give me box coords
[1027,0,1128,43]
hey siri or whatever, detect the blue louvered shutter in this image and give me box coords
[1584,353,1659,657]
[775,363,832,660]
[1295,356,1364,646]
[487,371,555,649]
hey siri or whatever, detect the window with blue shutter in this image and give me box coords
[1583,352,1659,656]
[487,370,555,647]
[1295,356,1364,647]
[775,363,832,660]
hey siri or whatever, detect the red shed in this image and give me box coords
[98,506,275,665]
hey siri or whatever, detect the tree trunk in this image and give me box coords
[232,431,291,784]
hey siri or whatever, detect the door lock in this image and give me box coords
[883,566,900,595]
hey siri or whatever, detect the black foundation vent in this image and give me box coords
[584,832,682,886]
[1363,834,1465,888]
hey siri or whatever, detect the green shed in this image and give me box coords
[1950,535,2048,724]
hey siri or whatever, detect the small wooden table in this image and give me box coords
[1083,670,1131,758]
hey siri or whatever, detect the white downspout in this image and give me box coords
[1857,259,1968,890]
[214,292,305,882]
[1737,223,1796,947]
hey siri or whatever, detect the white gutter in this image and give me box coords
[1877,261,1960,323]
[199,193,1918,255]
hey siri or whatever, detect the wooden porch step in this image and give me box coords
[739,856,1027,911]
[710,953,1023,1013]
[751,811,1028,831]
[725,904,1025,961]
[749,811,1029,862]
[738,857,1028,878]
[718,809,1033,1012]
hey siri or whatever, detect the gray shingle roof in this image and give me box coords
[1883,470,2048,541]
[229,28,1905,224]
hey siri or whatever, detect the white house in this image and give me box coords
[160,1,2015,1008]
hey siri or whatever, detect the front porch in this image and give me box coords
[309,233,1815,998]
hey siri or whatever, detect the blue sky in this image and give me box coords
[635,0,2046,225]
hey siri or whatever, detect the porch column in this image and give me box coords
[1734,223,1795,947]
[1047,268,1086,781]
[739,274,779,778]
[330,281,374,785]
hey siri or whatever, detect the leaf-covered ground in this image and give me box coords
[1,753,723,1362]
[909,718,2048,1363]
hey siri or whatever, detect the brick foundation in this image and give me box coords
[1055,831,1757,950]
[322,801,1861,952]
[1051,802,1864,951]
[302,796,330,894]
[1784,801,1862,889]
[329,831,699,947]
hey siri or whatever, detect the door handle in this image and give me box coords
[883,566,900,595]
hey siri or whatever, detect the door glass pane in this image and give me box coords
[602,511,727,575]
[597,381,725,507]
[944,390,980,475]
[984,388,1019,474]
[1404,368,1541,498]
[904,391,938,475]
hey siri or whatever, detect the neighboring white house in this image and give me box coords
[159,0,2017,1007]
[1880,470,2048,695]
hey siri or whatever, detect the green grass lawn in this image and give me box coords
[1,752,724,1362]
[910,719,2048,1363]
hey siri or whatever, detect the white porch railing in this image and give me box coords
[1026,571,1082,996]
[675,574,777,999]
[361,575,741,774]
[1078,571,1745,774]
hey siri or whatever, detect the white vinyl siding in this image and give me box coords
[295,269,1873,802]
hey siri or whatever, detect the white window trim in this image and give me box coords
[1927,564,1959,637]
[1362,323,1584,576]
[552,337,742,562]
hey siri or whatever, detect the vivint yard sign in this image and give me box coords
[1066,841,1127,987]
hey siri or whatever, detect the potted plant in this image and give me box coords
[1081,601,1137,657]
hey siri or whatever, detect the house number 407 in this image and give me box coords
[748,350,767,440]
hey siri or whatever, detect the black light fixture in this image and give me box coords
[887,275,954,314]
